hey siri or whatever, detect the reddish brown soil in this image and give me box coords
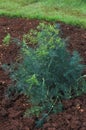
[0,17,86,130]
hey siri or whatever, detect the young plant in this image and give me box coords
[2,23,86,127]
[3,33,11,46]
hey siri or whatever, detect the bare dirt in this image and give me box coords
[0,17,86,130]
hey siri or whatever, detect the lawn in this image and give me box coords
[0,0,86,28]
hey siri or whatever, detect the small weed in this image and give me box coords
[3,33,11,46]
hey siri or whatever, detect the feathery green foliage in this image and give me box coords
[2,23,86,127]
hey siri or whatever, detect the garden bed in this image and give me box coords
[0,17,86,130]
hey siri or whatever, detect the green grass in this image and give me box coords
[0,0,86,28]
